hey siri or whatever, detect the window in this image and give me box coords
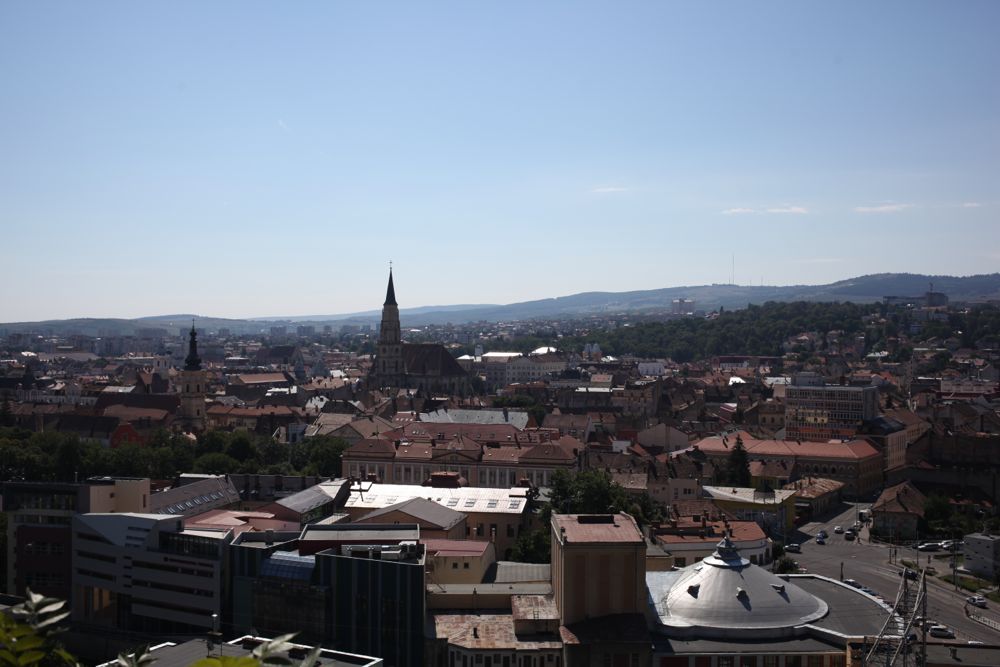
[463,562,470,569]
[452,562,459,569]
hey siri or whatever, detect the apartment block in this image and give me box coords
[784,373,879,442]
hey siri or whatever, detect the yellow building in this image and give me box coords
[701,485,798,537]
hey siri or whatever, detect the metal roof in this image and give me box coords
[648,537,828,640]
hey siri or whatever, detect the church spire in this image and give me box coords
[184,322,202,371]
[384,267,397,306]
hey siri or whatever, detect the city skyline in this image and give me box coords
[2,1,998,321]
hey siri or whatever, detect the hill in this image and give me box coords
[3,273,999,334]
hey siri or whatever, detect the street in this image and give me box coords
[787,502,1000,644]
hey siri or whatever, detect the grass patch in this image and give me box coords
[901,559,918,570]
[932,553,963,563]
[938,573,991,594]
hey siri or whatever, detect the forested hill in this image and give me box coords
[547,300,1000,362]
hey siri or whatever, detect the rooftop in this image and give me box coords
[552,513,644,545]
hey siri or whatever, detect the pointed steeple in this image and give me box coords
[384,268,397,306]
[184,322,202,371]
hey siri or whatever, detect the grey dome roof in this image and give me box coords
[653,537,828,640]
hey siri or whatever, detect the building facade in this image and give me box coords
[784,373,879,442]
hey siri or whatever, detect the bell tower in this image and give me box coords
[178,323,207,432]
[376,268,403,387]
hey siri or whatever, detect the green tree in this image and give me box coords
[193,452,240,475]
[726,436,752,487]
[304,436,349,477]
[508,527,551,564]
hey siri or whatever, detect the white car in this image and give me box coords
[928,625,955,639]
[834,525,844,534]
[966,595,988,608]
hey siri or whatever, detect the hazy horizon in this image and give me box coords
[3,2,998,321]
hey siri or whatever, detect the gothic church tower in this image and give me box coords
[178,324,207,432]
[376,269,403,387]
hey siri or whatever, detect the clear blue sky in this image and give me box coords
[2,1,998,321]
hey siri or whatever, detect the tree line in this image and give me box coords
[0,427,349,483]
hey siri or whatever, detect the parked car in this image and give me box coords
[917,542,940,552]
[818,530,829,539]
[834,525,844,534]
[843,579,861,588]
[785,543,801,553]
[928,625,955,639]
[844,532,855,541]
[966,595,988,608]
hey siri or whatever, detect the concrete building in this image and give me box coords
[71,512,230,634]
[963,533,1000,581]
[784,373,878,442]
[551,513,647,626]
[2,477,151,599]
[229,524,425,667]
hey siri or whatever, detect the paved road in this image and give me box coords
[787,502,1000,644]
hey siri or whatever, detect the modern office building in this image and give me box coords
[71,512,230,634]
[2,477,151,599]
[784,373,879,442]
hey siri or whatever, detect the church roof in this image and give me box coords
[403,344,468,378]
[385,269,397,306]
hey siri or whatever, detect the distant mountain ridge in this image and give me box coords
[4,273,999,335]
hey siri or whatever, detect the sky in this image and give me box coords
[1,1,998,322]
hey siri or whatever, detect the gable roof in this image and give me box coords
[872,481,926,517]
[358,497,465,531]
[402,344,468,378]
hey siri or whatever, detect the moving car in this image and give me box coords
[928,625,955,639]
[818,529,829,539]
[785,543,801,553]
[844,532,855,541]
[966,595,988,608]
[917,542,940,552]
[899,568,918,580]
[834,525,844,534]
[816,536,826,545]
